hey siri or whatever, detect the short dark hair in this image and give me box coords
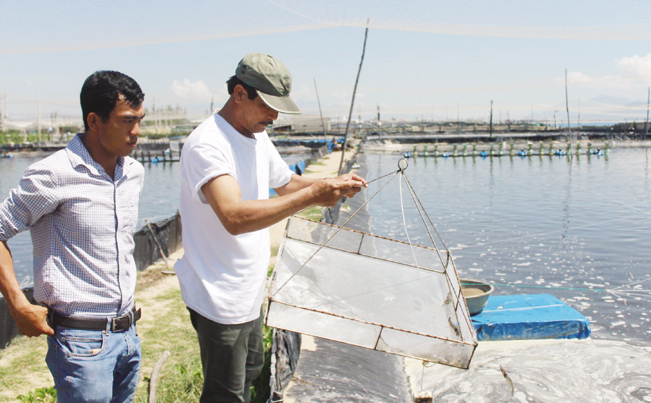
[80,71,145,131]
[226,75,257,100]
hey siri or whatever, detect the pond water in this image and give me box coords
[363,149,651,345]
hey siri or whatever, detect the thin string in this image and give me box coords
[402,172,451,254]
[365,170,397,185]
[609,277,651,291]
[400,172,450,269]
[288,169,398,218]
[395,168,473,339]
[400,171,475,336]
[399,171,421,270]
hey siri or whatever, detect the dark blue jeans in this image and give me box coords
[189,308,264,403]
[46,323,141,403]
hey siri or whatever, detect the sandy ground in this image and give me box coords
[0,149,351,401]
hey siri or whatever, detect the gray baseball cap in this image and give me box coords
[235,53,301,115]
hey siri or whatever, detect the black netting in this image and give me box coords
[133,212,183,271]
[0,288,34,349]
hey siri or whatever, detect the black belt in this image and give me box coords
[50,307,141,332]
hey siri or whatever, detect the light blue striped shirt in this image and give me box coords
[0,134,144,318]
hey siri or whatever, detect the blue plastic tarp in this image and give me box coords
[271,158,309,197]
[471,294,591,341]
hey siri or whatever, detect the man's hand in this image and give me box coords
[1,240,54,337]
[311,173,367,207]
[10,303,54,337]
[338,173,367,199]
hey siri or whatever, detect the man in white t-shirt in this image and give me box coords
[175,53,366,403]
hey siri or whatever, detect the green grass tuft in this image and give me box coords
[16,387,56,403]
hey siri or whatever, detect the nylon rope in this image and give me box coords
[399,168,422,272]
[397,165,473,338]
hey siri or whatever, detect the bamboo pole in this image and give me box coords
[565,69,572,147]
[338,19,370,175]
[645,87,649,140]
[489,100,493,140]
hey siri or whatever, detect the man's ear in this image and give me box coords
[87,112,101,132]
[232,84,248,104]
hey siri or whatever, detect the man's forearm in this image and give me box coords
[0,241,31,313]
[0,241,53,337]
[274,174,320,196]
[206,183,319,235]
[203,173,365,236]
[202,175,365,235]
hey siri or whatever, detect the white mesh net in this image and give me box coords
[266,217,476,368]
[3,0,650,55]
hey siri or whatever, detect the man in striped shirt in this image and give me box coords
[0,71,146,402]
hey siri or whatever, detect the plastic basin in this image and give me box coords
[461,279,494,316]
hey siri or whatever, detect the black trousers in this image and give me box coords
[188,308,264,403]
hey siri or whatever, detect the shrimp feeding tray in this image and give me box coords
[266,217,478,369]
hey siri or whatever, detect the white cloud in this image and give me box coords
[289,84,313,101]
[171,79,213,103]
[568,71,608,85]
[616,53,651,80]
[564,71,639,92]
[565,53,651,93]
[329,90,368,109]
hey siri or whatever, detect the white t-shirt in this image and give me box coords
[175,114,293,324]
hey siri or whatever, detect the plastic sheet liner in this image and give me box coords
[266,216,477,369]
[132,212,183,271]
[0,288,34,349]
[471,294,591,341]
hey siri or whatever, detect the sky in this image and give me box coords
[2,0,651,127]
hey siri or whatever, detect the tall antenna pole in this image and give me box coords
[531,105,534,126]
[565,69,572,145]
[645,87,650,140]
[489,100,493,140]
[338,18,370,175]
[456,101,460,134]
[377,104,381,140]
[313,78,327,141]
[577,98,581,134]
[153,97,157,133]
[37,87,42,143]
